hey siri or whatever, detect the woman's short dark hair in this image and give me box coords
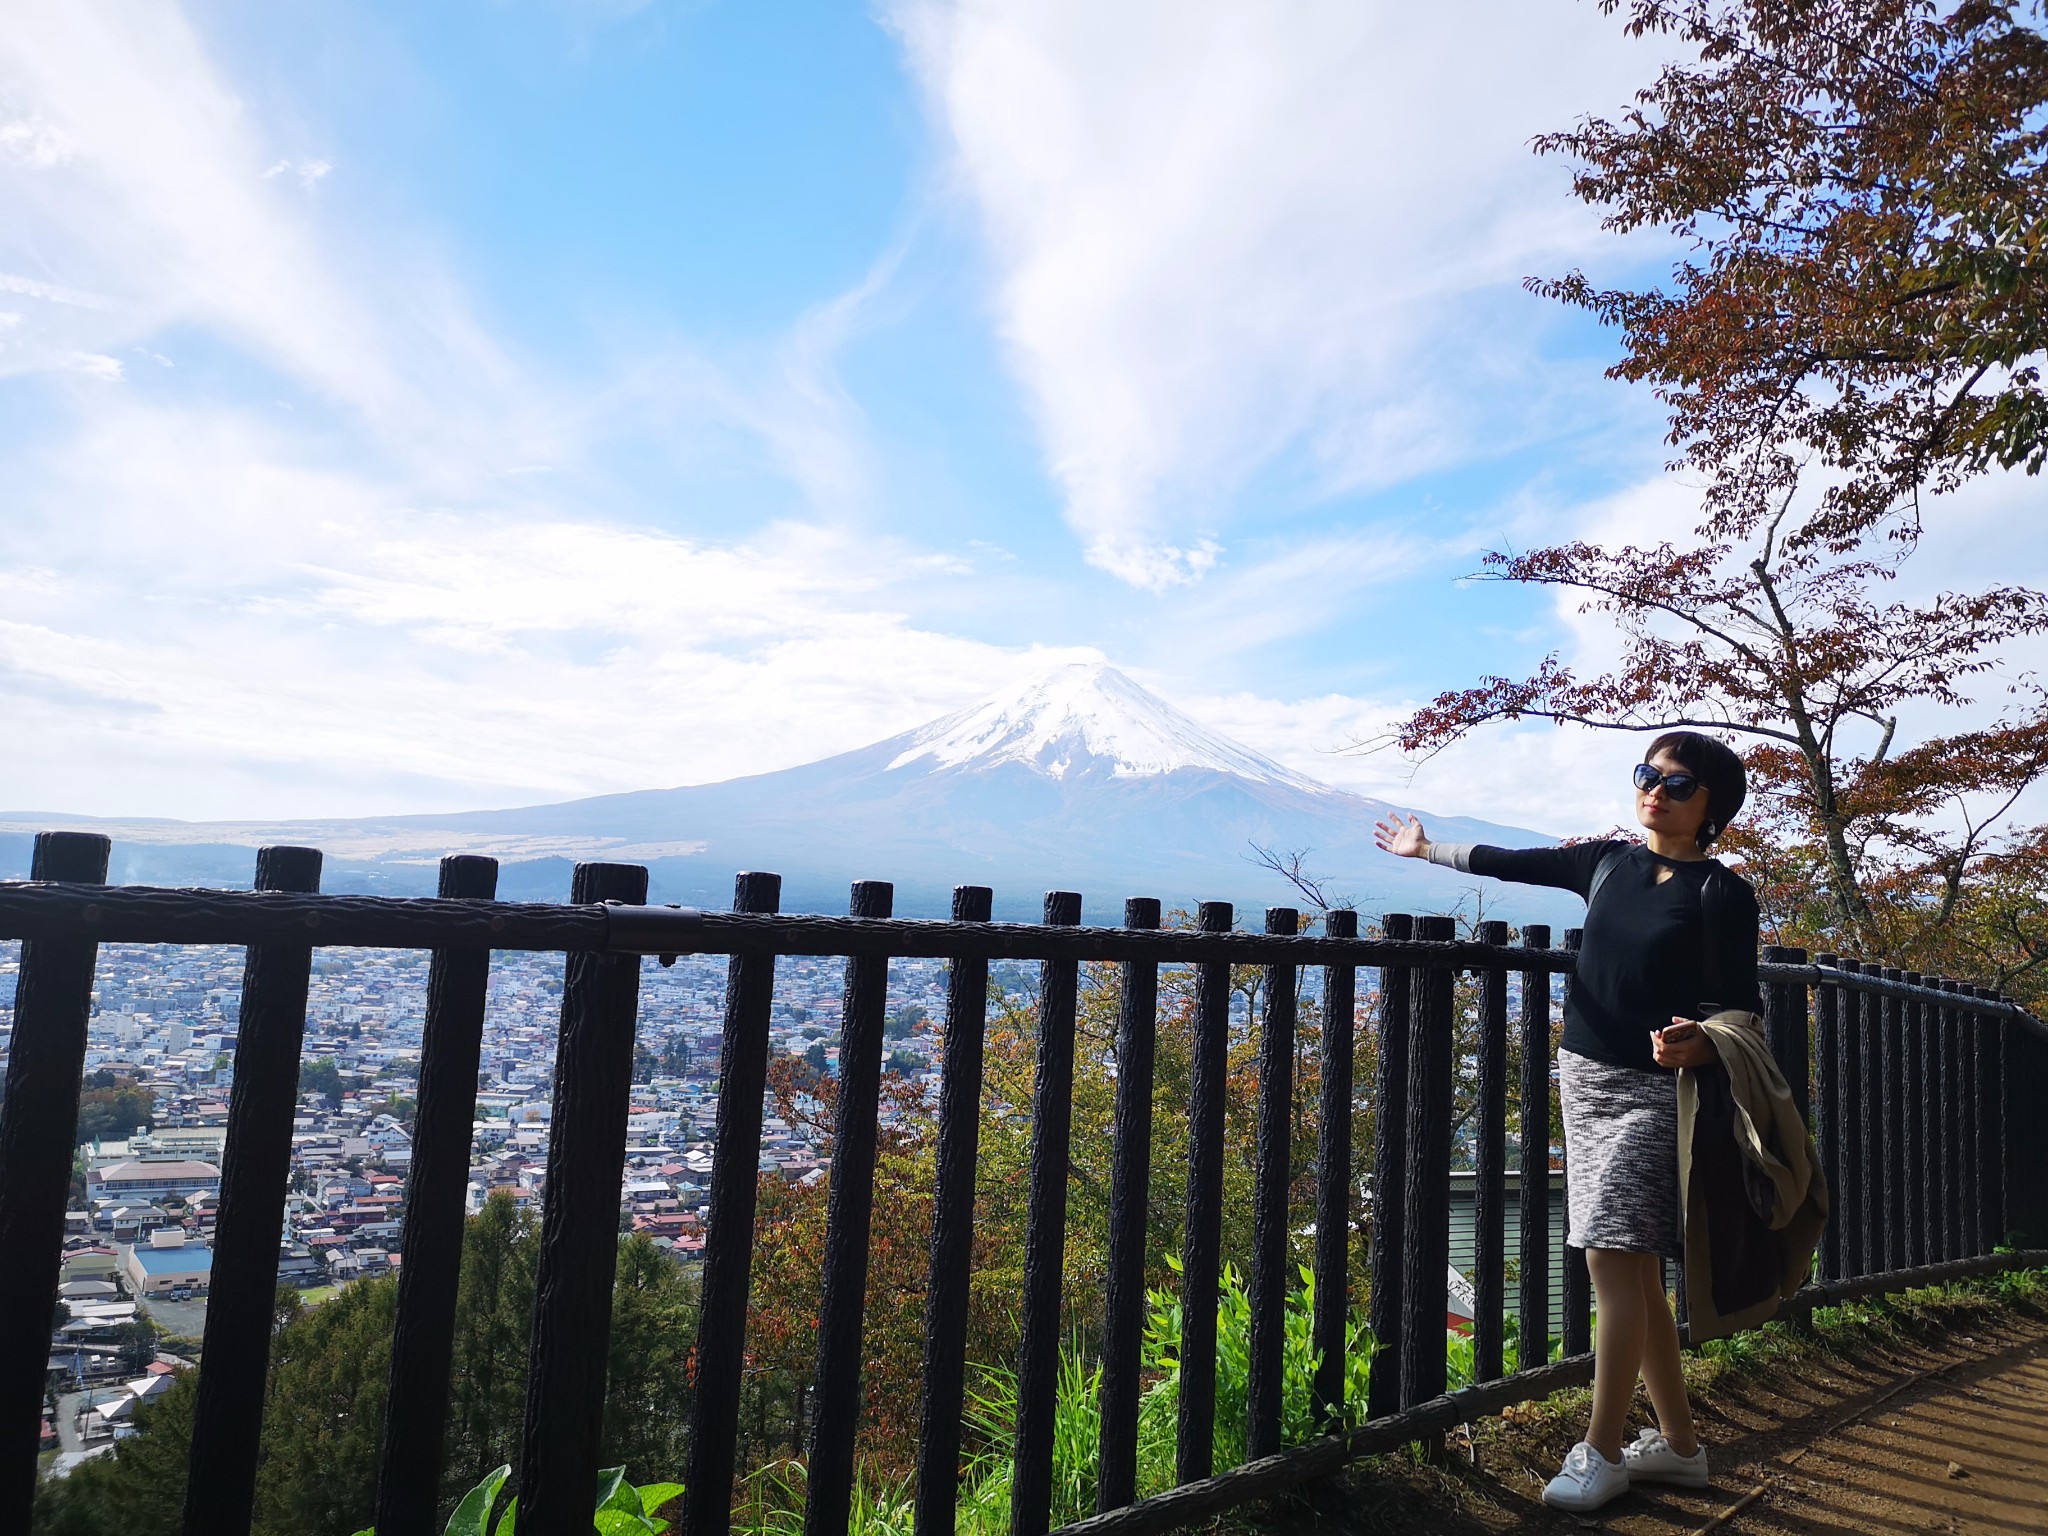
[1645,730,1747,850]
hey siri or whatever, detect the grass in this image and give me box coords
[1688,1261,2048,1389]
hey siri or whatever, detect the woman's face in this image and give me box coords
[1635,747,1711,845]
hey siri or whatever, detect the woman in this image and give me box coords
[1373,731,1757,1512]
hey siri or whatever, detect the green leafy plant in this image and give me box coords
[351,1463,682,1536]
[1138,1257,1374,1469]
[943,1258,1375,1531]
[1444,1312,1566,1390]
[438,1464,511,1536]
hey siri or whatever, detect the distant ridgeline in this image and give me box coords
[0,664,1574,926]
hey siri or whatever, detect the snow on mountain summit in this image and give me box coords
[885,662,1333,792]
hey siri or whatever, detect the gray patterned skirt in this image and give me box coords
[1558,1048,1683,1258]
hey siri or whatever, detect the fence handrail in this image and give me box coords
[0,879,1575,967]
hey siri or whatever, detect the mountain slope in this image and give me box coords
[2,664,1579,924]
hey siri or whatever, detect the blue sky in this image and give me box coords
[4,2,2031,838]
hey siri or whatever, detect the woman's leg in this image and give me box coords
[1584,1248,1652,1461]
[1636,1259,1698,1455]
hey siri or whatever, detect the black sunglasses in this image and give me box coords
[1634,762,1701,801]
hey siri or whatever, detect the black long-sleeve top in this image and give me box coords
[1465,840,1763,1071]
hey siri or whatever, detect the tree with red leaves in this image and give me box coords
[1532,0,2048,548]
[1393,0,2048,994]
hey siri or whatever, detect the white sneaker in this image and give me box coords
[1622,1426,1710,1487]
[1541,1441,1631,1511]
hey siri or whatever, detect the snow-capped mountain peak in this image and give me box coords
[885,662,1332,792]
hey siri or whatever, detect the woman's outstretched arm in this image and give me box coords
[1375,812,1616,898]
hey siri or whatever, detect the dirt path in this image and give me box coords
[1684,1322,2048,1536]
[1293,1312,2048,1536]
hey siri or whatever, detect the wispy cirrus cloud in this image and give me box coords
[0,271,116,310]
[1,7,388,401]
[885,0,1658,589]
[0,2,1005,818]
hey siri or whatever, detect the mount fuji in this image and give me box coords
[2,664,1572,924]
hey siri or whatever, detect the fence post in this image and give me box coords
[2009,1011,2048,1248]
[185,845,324,1536]
[1364,914,1413,1421]
[1516,925,1553,1374]
[682,872,783,1536]
[0,831,109,1534]
[1978,989,2008,1252]
[1311,908,1359,1430]
[1559,930,1592,1357]
[517,861,648,1536]
[1936,978,1962,1264]
[1010,891,1083,1536]
[1762,946,1809,1123]
[2000,995,2022,1250]
[1852,961,1883,1276]
[1398,915,1455,1414]
[912,885,994,1536]
[1176,902,1234,1482]
[805,881,897,1536]
[1911,976,1939,1270]
[1922,979,1944,1266]
[1246,907,1299,1459]
[376,854,499,1536]
[1880,969,1908,1272]
[1900,974,1923,1270]
[1962,983,1984,1259]
[1812,955,1842,1280]
[1473,921,1509,1384]
[1097,896,1161,1511]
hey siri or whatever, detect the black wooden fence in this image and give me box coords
[3,830,2046,1536]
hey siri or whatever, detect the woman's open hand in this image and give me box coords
[1373,811,1428,859]
[1653,1017,1719,1070]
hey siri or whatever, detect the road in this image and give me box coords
[52,1387,120,1455]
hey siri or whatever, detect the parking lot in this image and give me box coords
[138,1293,209,1340]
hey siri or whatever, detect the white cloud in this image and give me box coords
[1,8,383,399]
[0,105,73,167]
[261,157,333,190]
[886,0,1657,585]
[0,270,116,309]
[0,4,554,480]
[59,350,121,380]
[0,3,1002,820]
[1184,680,1644,836]
[0,392,1068,817]
[1352,467,2048,841]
